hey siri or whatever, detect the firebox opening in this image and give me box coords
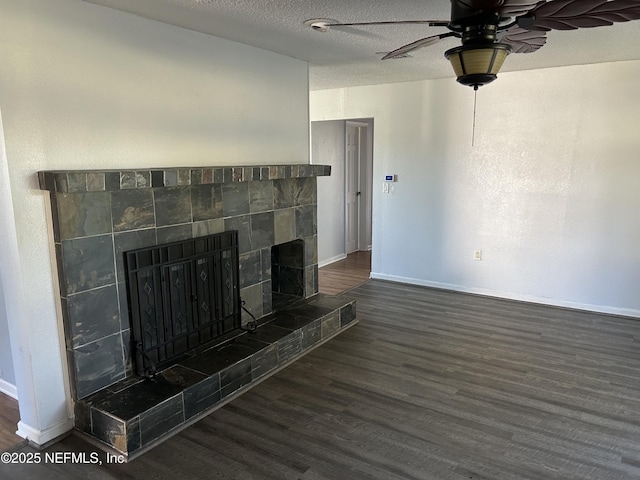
[271,239,305,308]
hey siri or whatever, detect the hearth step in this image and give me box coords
[74,293,356,460]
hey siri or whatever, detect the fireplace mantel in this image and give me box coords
[38,164,330,193]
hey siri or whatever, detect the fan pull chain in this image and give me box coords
[472,86,478,147]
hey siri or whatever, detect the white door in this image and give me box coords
[345,125,360,254]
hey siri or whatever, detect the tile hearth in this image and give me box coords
[75,293,356,459]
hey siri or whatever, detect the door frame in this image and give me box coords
[345,120,373,254]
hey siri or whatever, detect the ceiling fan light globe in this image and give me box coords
[445,43,511,89]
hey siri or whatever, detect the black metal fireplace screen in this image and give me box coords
[125,231,241,376]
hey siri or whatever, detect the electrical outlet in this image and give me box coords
[473,249,482,261]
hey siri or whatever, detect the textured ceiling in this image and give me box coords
[82,0,640,90]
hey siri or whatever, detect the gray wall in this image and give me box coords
[312,121,346,265]
[0,272,16,388]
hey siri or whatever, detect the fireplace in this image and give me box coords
[38,164,357,458]
[126,231,241,376]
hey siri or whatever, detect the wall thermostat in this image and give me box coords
[384,175,397,182]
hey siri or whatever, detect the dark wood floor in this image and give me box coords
[318,251,371,295]
[0,392,21,452]
[4,280,640,479]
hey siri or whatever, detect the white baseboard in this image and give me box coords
[0,378,18,399]
[16,417,74,447]
[370,272,640,318]
[318,253,347,268]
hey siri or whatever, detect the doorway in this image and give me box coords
[311,118,373,268]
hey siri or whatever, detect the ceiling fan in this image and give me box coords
[305,0,640,89]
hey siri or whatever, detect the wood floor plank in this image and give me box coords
[0,392,21,452]
[318,251,370,295]
[3,279,640,479]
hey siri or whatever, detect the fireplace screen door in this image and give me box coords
[125,231,241,375]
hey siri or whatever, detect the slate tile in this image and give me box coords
[67,285,120,348]
[140,395,184,446]
[222,183,250,217]
[261,280,273,316]
[304,235,318,265]
[177,169,191,186]
[296,177,317,206]
[120,172,137,189]
[91,407,127,453]
[94,376,183,420]
[62,234,115,294]
[220,358,252,398]
[224,216,251,254]
[191,184,223,221]
[273,179,295,209]
[249,324,293,344]
[240,284,263,325]
[340,302,357,326]
[111,189,155,232]
[151,170,164,188]
[181,340,260,376]
[321,311,340,338]
[249,181,274,213]
[164,170,178,187]
[127,417,141,454]
[302,319,322,349]
[87,173,106,192]
[184,375,221,420]
[55,192,112,240]
[68,173,87,193]
[277,330,302,364]
[135,171,150,188]
[306,264,318,297]
[239,250,262,288]
[154,187,192,227]
[73,332,126,399]
[250,211,274,251]
[105,172,120,191]
[250,343,278,380]
[273,208,295,245]
[295,205,316,237]
[269,311,314,330]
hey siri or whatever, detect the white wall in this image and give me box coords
[0,0,309,444]
[310,60,640,317]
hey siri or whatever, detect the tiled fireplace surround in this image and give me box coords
[38,164,357,459]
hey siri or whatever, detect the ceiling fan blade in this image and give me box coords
[498,0,543,16]
[454,0,539,16]
[381,32,458,59]
[519,0,640,31]
[324,20,450,28]
[499,26,548,53]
